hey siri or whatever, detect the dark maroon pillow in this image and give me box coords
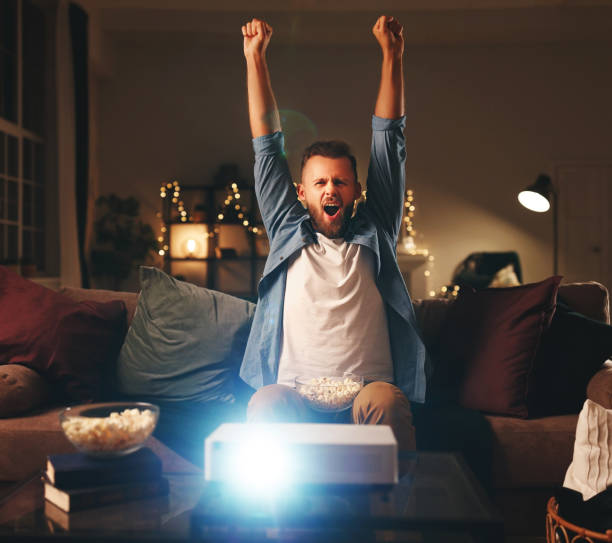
[0,266,127,402]
[432,276,561,418]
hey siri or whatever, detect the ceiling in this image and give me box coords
[80,0,612,45]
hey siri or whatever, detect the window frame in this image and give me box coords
[0,0,47,274]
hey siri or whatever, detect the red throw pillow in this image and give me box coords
[0,266,127,402]
[435,276,561,418]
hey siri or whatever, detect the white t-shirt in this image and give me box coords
[277,233,394,387]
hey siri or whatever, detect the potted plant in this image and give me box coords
[90,194,158,290]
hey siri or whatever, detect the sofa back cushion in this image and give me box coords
[412,298,454,352]
[414,281,610,347]
[558,281,610,324]
[116,266,255,404]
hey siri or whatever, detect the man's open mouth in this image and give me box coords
[324,205,340,217]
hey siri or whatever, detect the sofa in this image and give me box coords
[0,268,610,539]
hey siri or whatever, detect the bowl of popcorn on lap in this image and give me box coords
[59,402,159,458]
[295,373,364,413]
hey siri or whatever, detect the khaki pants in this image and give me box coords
[247,381,416,451]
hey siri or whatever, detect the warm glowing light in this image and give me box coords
[218,213,224,220]
[424,270,430,277]
[253,227,259,234]
[518,190,550,212]
[186,239,196,254]
[166,183,172,189]
[172,198,178,203]
[235,204,240,210]
[235,193,241,199]
[159,249,165,256]
[243,220,249,226]
[157,236,164,242]
[429,290,436,297]
[181,216,187,222]
[161,227,167,233]
[441,286,448,293]
[232,182,238,189]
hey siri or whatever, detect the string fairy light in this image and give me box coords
[158,179,192,257]
[400,188,436,296]
[158,179,267,264]
[215,181,264,237]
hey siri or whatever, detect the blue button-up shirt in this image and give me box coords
[239,115,427,403]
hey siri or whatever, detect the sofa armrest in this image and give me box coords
[586,361,612,409]
[0,364,50,417]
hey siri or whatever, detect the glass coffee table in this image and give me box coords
[0,452,502,542]
[192,452,502,542]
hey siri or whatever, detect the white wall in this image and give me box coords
[96,33,612,297]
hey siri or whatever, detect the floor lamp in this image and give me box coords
[517,174,558,275]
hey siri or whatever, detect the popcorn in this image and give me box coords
[61,408,156,452]
[296,376,362,412]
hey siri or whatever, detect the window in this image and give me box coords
[0,0,47,274]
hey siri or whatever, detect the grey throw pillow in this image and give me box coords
[117,267,255,403]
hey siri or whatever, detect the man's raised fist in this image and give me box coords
[242,18,273,58]
[372,15,404,58]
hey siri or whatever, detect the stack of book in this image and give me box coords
[43,447,168,513]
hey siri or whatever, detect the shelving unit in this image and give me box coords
[160,183,267,300]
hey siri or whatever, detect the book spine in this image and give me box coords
[52,468,161,488]
[70,478,169,511]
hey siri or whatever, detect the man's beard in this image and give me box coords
[307,201,355,239]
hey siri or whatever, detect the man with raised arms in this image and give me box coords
[239,15,426,451]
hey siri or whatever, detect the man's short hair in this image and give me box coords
[300,140,358,183]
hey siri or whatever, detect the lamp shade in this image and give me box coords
[518,174,553,213]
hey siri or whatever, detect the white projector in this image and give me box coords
[204,423,398,488]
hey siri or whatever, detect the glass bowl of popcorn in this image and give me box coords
[59,402,159,458]
[295,374,364,413]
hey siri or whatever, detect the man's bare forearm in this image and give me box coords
[372,15,405,120]
[375,54,404,119]
[246,53,281,138]
[242,19,281,139]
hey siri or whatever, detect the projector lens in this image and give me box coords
[226,434,293,497]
